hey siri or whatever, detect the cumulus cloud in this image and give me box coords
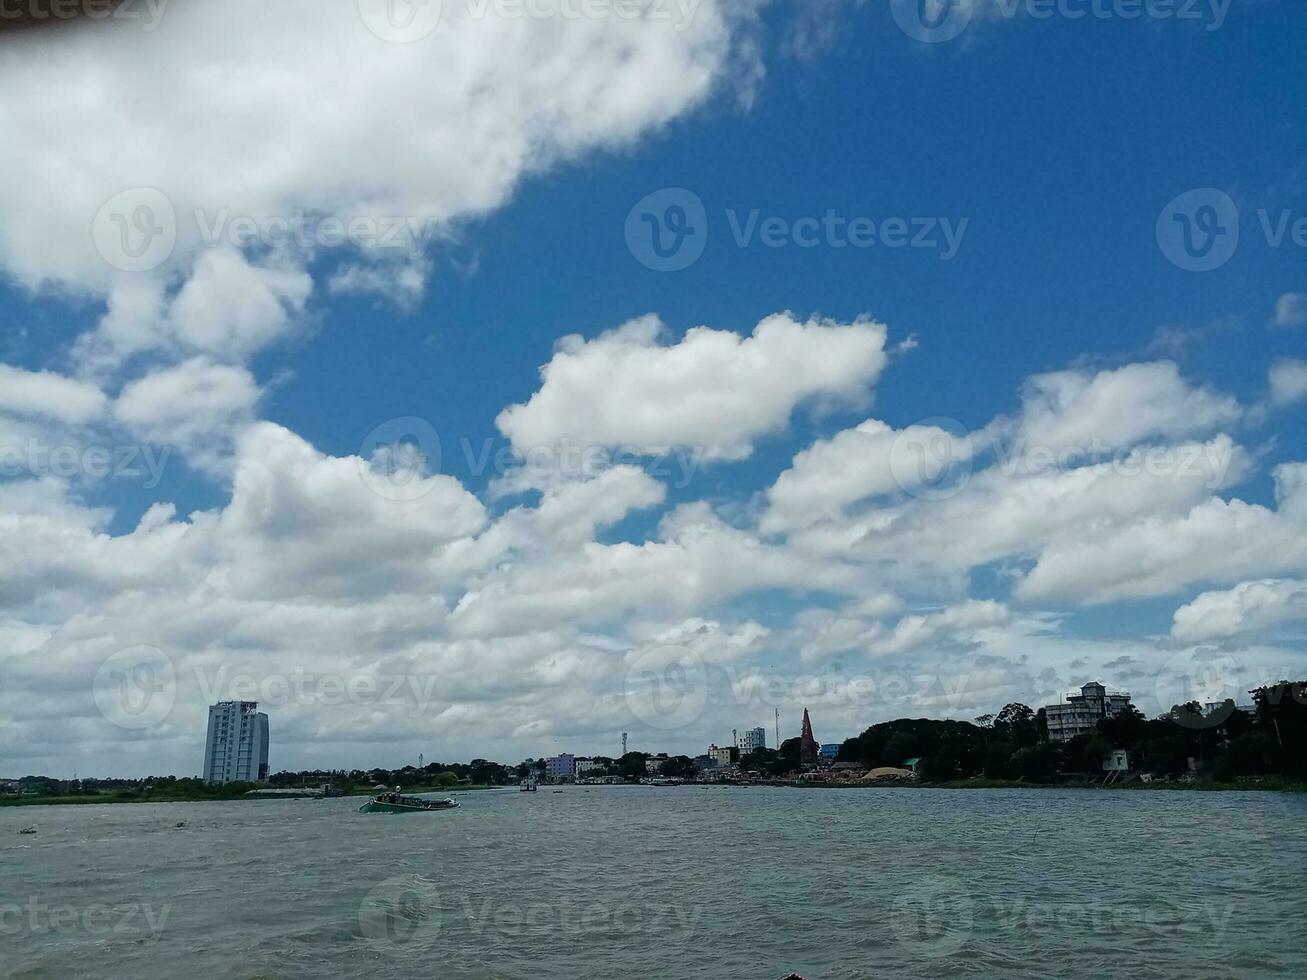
[0,365,107,425]
[1018,462,1307,605]
[0,0,759,298]
[114,357,263,474]
[1273,292,1307,328]
[497,313,890,460]
[1005,361,1243,454]
[1172,579,1307,644]
[1270,359,1307,408]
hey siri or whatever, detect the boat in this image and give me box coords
[358,787,460,814]
[520,778,538,792]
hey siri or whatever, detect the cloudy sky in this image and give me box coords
[1,0,1305,778]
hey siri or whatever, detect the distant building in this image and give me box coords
[203,701,269,785]
[819,743,840,762]
[546,753,576,780]
[574,757,603,777]
[799,708,819,766]
[1203,701,1256,718]
[708,744,736,767]
[693,754,717,770]
[736,727,767,755]
[645,753,670,774]
[1044,682,1133,742]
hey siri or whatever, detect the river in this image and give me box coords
[3,785,1304,979]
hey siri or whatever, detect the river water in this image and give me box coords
[3,785,1305,979]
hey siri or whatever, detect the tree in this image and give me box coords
[993,703,1038,748]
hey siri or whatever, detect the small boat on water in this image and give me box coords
[520,778,538,792]
[359,786,460,814]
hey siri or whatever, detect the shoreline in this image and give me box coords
[0,784,497,809]
[7,779,1305,808]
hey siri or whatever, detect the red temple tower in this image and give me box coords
[799,707,819,767]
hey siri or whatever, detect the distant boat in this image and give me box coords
[359,787,460,814]
[520,778,538,792]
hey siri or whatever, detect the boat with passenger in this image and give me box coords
[358,786,461,814]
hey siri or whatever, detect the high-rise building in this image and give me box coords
[799,708,819,767]
[546,753,576,780]
[203,701,269,784]
[1043,682,1133,742]
[736,726,767,755]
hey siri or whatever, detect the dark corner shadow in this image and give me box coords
[0,0,132,35]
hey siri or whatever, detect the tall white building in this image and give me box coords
[736,727,767,754]
[1044,682,1132,742]
[203,701,269,784]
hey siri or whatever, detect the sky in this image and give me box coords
[1,0,1305,778]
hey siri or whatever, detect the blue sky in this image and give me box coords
[1,0,1305,775]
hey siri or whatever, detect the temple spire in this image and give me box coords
[799,707,819,766]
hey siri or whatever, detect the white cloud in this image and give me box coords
[1006,361,1242,453]
[0,365,107,425]
[0,1,759,299]
[1270,359,1307,408]
[1018,462,1307,605]
[1172,579,1307,644]
[763,418,975,534]
[114,357,262,473]
[1273,292,1307,328]
[497,313,890,460]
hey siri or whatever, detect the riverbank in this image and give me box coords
[773,777,1307,792]
[0,784,498,808]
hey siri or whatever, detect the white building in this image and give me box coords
[203,701,269,784]
[1044,682,1132,742]
[708,744,735,767]
[574,757,603,777]
[736,727,767,755]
